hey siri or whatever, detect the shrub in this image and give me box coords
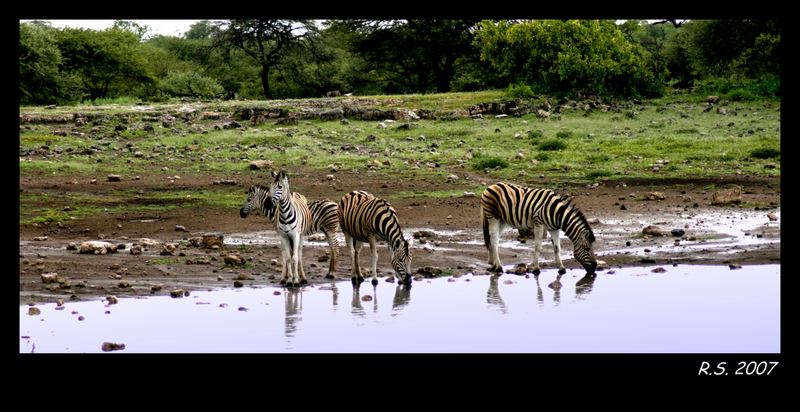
[538,138,567,151]
[505,83,536,99]
[750,147,780,159]
[534,152,550,162]
[555,130,574,139]
[472,155,509,170]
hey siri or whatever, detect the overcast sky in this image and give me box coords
[21,19,204,37]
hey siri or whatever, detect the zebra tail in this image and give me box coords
[481,208,490,250]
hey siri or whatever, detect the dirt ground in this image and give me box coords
[19,170,780,304]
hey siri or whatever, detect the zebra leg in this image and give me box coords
[297,236,308,285]
[531,224,545,276]
[487,219,503,273]
[549,229,566,274]
[369,236,379,286]
[279,235,292,286]
[324,229,337,279]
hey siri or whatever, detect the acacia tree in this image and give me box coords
[214,20,318,99]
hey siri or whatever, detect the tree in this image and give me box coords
[214,20,318,99]
[20,22,65,104]
[334,19,479,94]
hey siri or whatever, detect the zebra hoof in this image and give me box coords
[299,279,308,285]
[371,278,378,287]
[558,268,567,275]
[487,265,503,273]
[531,268,541,276]
[284,282,294,288]
[351,277,363,286]
[279,280,287,285]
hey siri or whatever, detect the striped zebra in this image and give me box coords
[338,190,413,287]
[480,182,597,275]
[240,184,340,278]
[268,170,312,287]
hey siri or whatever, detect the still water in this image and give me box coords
[20,265,779,353]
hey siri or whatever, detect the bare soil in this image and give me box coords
[19,170,780,304]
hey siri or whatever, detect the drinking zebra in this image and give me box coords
[480,182,597,275]
[338,190,413,287]
[240,184,340,278]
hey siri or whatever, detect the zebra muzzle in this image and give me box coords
[239,207,249,218]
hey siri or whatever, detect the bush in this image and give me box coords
[585,170,612,179]
[534,152,550,162]
[750,147,780,159]
[555,130,574,139]
[725,88,756,101]
[161,70,224,99]
[538,138,567,151]
[505,83,536,99]
[472,155,509,170]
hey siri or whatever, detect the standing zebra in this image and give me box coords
[240,184,340,278]
[481,182,597,275]
[269,170,313,287]
[338,190,413,287]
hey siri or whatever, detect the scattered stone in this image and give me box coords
[325,174,335,181]
[78,316,85,321]
[79,241,117,255]
[651,267,667,273]
[361,295,373,302]
[101,342,126,352]
[249,160,273,170]
[238,307,248,311]
[233,280,244,288]
[413,230,436,239]
[317,255,329,262]
[107,175,121,182]
[212,179,237,185]
[41,272,62,284]
[729,263,742,270]
[66,243,78,251]
[137,238,161,247]
[270,258,279,266]
[56,299,64,307]
[107,295,118,305]
[462,191,476,197]
[707,95,720,104]
[150,285,162,292]
[117,281,131,289]
[642,225,663,236]
[711,186,742,205]
[446,174,459,182]
[670,229,685,237]
[645,192,666,201]
[160,243,177,256]
[416,266,443,277]
[640,258,656,264]
[129,245,143,255]
[175,225,189,232]
[169,289,185,298]
[273,291,282,296]
[33,236,48,241]
[767,212,778,221]
[385,276,396,283]
[620,204,627,211]
[224,254,245,266]
[28,307,41,316]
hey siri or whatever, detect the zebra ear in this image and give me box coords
[271,170,277,179]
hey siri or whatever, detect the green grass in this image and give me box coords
[538,138,568,151]
[749,147,780,159]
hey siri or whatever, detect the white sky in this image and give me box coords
[21,19,204,37]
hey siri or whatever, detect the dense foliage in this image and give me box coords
[19,19,780,105]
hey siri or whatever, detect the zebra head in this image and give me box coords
[240,185,273,219]
[391,237,414,285]
[269,170,291,204]
[572,229,597,274]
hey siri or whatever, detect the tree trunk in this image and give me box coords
[260,65,272,99]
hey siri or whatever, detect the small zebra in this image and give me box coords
[268,170,312,287]
[481,182,597,275]
[338,190,413,287]
[240,184,340,278]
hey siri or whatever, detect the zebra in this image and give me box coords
[480,182,597,275]
[338,190,413,287]
[269,170,313,287]
[240,184,340,278]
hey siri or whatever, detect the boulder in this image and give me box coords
[711,186,742,205]
[79,241,118,255]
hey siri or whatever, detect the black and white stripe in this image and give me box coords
[338,190,413,287]
[481,182,597,275]
[240,185,340,278]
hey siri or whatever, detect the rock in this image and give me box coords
[325,174,335,181]
[117,243,126,250]
[233,280,244,288]
[620,204,627,211]
[707,95,719,104]
[129,245,143,255]
[151,285,162,292]
[56,299,64,307]
[385,276,396,283]
[377,122,387,129]
[117,281,131,289]
[645,192,666,201]
[224,255,245,266]
[79,241,117,255]
[238,307,248,311]
[670,229,685,237]
[160,243,177,256]
[101,342,126,352]
[462,191,476,197]
[416,266,443,277]
[537,109,550,119]
[78,316,85,321]
[317,254,329,262]
[361,295,373,302]
[249,160,273,170]
[28,307,41,316]
[651,267,667,273]
[169,289,185,298]
[107,295,118,305]
[41,272,62,284]
[270,258,279,266]
[137,238,162,247]
[711,186,742,205]
[107,175,121,182]
[767,212,778,221]
[446,174,459,182]
[66,243,78,251]
[413,230,436,239]
[175,225,189,232]
[642,225,663,236]
[212,179,237,185]
[729,263,742,270]
[235,273,254,281]
[33,236,48,241]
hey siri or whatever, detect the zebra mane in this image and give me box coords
[555,193,594,243]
